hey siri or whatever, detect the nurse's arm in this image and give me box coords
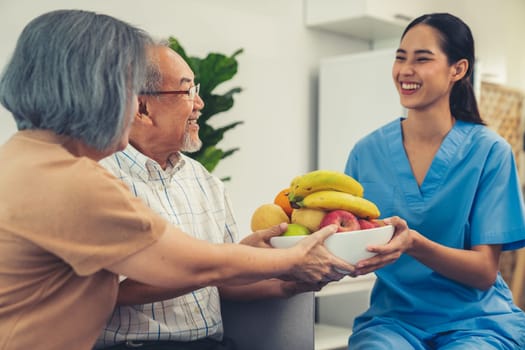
[404,237,500,290]
[355,217,501,290]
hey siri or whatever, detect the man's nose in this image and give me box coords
[193,94,204,110]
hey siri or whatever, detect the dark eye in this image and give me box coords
[395,56,406,61]
[417,57,430,62]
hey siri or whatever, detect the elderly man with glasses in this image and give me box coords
[94,44,327,350]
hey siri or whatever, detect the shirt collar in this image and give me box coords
[119,144,186,182]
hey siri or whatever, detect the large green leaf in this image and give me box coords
[200,121,244,148]
[197,52,243,93]
[193,145,241,174]
[195,146,224,173]
[185,122,242,161]
[167,37,189,63]
[200,87,242,122]
[222,147,240,159]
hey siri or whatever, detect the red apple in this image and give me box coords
[358,218,380,230]
[373,219,386,227]
[319,210,360,232]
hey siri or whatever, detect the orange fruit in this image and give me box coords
[274,188,293,218]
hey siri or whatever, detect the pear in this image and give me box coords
[291,208,327,232]
[283,223,311,236]
[251,203,290,231]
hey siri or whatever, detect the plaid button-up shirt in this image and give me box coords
[95,145,238,348]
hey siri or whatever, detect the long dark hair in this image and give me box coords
[402,13,484,124]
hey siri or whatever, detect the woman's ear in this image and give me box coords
[452,59,468,82]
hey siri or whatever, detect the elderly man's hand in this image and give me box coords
[239,223,288,248]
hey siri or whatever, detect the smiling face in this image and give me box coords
[392,24,465,114]
[132,46,204,165]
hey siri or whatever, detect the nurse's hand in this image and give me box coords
[351,216,415,275]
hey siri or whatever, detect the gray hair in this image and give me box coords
[140,40,170,93]
[0,9,152,150]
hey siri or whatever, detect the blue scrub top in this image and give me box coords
[345,118,525,338]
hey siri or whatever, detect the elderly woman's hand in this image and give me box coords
[242,223,357,284]
[281,224,357,284]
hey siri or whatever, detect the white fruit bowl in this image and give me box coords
[270,225,394,265]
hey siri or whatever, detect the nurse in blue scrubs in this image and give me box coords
[345,13,525,350]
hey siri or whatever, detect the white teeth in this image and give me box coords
[401,83,421,90]
[187,119,197,125]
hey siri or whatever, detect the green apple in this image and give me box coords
[282,223,311,236]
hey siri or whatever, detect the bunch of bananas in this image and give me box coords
[288,169,380,219]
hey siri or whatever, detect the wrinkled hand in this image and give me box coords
[352,216,414,276]
[239,223,288,248]
[283,224,357,284]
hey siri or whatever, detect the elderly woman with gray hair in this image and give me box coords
[0,9,353,350]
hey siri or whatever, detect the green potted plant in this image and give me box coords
[168,37,243,181]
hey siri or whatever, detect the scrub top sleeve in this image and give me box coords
[345,147,360,178]
[470,141,525,250]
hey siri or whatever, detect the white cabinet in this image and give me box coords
[305,0,436,41]
[317,48,405,171]
[315,323,352,350]
[314,275,376,350]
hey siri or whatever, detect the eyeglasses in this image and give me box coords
[140,83,200,100]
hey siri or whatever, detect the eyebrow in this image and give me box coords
[396,48,435,55]
[179,77,193,85]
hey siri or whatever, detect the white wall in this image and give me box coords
[0,0,523,234]
[0,0,367,234]
[424,0,525,91]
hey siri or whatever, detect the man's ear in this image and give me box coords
[138,98,148,116]
[136,97,153,125]
[452,59,468,82]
